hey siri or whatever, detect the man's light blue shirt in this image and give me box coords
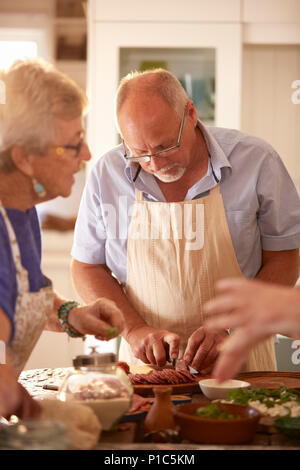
[71,123,300,284]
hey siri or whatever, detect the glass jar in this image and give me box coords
[0,421,70,450]
[58,350,133,431]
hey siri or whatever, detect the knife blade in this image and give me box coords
[147,357,178,371]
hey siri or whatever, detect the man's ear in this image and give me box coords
[10,146,34,176]
[186,100,198,127]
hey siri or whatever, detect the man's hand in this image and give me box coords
[183,326,228,373]
[126,325,180,367]
[68,298,125,340]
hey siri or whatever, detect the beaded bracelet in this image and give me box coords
[57,301,85,338]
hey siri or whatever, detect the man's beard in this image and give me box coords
[154,163,186,183]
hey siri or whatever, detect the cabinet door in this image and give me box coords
[242,45,300,183]
[87,22,242,163]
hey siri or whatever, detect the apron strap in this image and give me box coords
[0,201,30,291]
[208,183,221,196]
[135,189,144,202]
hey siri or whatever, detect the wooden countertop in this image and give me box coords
[19,367,300,450]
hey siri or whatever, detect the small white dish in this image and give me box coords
[199,378,250,400]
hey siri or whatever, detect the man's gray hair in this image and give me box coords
[115,68,188,132]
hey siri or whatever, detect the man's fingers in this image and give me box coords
[198,346,219,372]
[190,335,215,370]
[135,350,149,364]
[164,334,180,360]
[151,341,167,366]
[145,344,157,365]
[183,327,205,364]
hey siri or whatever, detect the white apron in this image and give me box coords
[0,203,53,376]
[120,185,277,372]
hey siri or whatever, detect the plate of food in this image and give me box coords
[222,385,300,420]
[124,362,204,397]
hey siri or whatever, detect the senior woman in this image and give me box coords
[0,59,124,419]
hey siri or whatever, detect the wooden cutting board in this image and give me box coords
[130,367,300,397]
[129,364,206,397]
[133,381,202,397]
[236,371,300,389]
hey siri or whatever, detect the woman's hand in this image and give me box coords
[203,277,300,380]
[68,298,125,340]
[204,278,300,339]
[0,364,40,420]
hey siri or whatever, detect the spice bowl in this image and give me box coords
[199,378,250,400]
[173,402,260,444]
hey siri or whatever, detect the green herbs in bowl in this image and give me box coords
[174,402,260,444]
[274,417,300,440]
[195,403,240,420]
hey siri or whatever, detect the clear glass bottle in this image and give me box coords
[58,350,133,431]
[0,421,70,450]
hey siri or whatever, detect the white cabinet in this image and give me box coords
[242,44,300,182]
[92,0,241,22]
[243,0,300,23]
[87,1,242,163]
[86,0,300,181]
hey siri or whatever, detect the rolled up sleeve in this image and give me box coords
[257,150,300,251]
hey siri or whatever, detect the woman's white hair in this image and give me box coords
[0,58,88,172]
[115,68,188,133]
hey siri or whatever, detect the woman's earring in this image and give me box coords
[32,178,46,198]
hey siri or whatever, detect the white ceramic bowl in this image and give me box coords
[199,378,250,400]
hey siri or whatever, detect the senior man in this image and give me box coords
[71,69,300,373]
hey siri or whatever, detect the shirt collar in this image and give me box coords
[124,120,232,185]
[197,120,232,181]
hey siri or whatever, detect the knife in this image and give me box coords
[148,354,178,371]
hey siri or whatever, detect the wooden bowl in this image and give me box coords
[174,402,260,445]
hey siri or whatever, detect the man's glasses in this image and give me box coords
[123,103,187,163]
[54,131,86,158]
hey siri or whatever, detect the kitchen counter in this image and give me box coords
[18,367,300,450]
